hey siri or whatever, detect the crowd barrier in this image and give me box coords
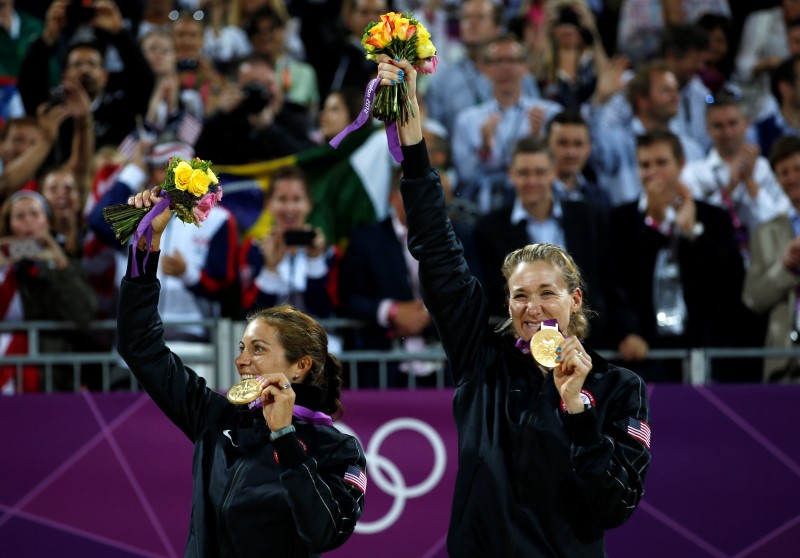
[4,319,800,390]
[1,386,798,557]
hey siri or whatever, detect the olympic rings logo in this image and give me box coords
[337,418,447,534]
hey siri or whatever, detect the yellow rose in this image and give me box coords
[417,39,437,60]
[173,160,193,191]
[207,168,218,185]
[188,168,211,196]
[415,23,431,43]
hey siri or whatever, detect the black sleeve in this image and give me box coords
[400,140,491,384]
[565,371,652,529]
[280,432,367,552]
[117,246,229,441]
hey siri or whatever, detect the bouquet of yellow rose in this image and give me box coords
[363,11,437,124]
[102,156,222,246]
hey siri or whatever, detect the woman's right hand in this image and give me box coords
[129,187,172,250]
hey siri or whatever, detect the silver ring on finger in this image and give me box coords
[282,383,291,390]
[576,351,583,357]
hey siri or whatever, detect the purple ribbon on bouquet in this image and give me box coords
[329,78,404,163]
[130,192,172,278]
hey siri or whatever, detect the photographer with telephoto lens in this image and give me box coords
[195,54,314,164]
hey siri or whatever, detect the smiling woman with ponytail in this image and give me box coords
[117,187,366,557]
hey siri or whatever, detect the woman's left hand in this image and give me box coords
[258,373,296,430]
[554,336,592,414]
[306,227,326,258]
[375,55,421,145]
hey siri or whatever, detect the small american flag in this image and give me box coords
[343,464,367,494]
[177,113,203,146]
[627,417,651,449]
[116,131,138,160]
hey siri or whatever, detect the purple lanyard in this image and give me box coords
[293,405,333,426]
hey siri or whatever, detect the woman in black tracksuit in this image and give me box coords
[116,191,366,557]
[375,55,652,557]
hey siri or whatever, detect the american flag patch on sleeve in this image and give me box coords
[344,464,367,494]
[627,417,651,449]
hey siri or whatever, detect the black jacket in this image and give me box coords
[117,249,365,558]
[400,141,651,557]
[608,200,745,349]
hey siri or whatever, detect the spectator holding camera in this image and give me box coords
[0,190,97,394]
[246,5,319,125]
[171,9,224,114]
[140,29,204,139]
[0,76,92,203]
[16,0,154,155]
[195,53,314,164]
[240,165,333,318]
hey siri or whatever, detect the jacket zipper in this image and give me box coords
[221,459,248,532]
[510,385,544,557]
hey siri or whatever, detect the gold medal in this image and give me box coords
[529,328,565,368]
[227,378,263,404]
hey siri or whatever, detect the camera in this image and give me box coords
[283,229,316,247]
[8,238,43,262]
[176,58,199,72]
[46,85,67,110]
[240,81,271,114]
[66,0,97,25]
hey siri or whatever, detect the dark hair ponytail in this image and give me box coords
[323,353,344,419]
[247,304,345,419]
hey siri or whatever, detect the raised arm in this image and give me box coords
[116,188,228,440]
[376,56,490,381]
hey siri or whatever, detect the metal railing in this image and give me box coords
[2,319,799,391]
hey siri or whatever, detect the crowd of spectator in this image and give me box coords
[2,0,800,393]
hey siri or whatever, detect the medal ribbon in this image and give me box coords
[293,405,333,426]
[245,399,334,427]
